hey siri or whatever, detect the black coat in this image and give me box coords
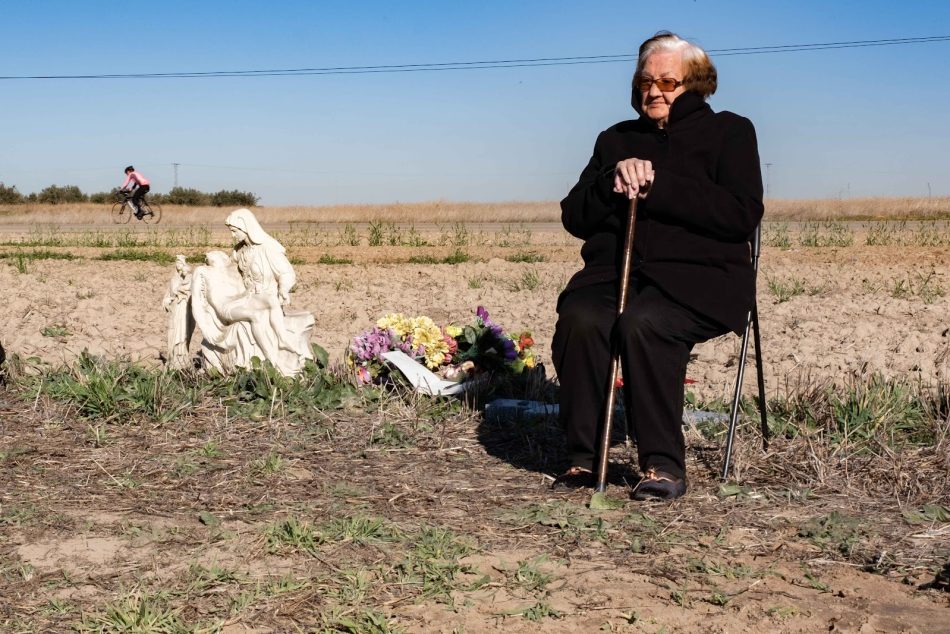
[560,91,764,334]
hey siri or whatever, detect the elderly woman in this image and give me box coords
[552,32,764,499]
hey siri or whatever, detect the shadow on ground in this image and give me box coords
[471,364,640,488]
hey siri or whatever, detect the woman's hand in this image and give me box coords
[614,158,654,200]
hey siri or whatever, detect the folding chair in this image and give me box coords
[720,223,768,479]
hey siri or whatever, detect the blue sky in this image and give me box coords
[2,1,949,205]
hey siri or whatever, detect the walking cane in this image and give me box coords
[594,195,641,493]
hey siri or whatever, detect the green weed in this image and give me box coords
[802,571,831,592]
[228,573,309,617]
[670,588,691,608]
[864,220,907,246]
[516,601,561,622]
[502,502,609,538]
[911,220,948,247]
[766,605,802,619]
[402,225,428,247]
[767,373,937,447]
[766,276,806,302]
[368,221,385,247]
[798,512,864,557]
[705,592,730,607]
[28,352,199,423]
[392,526,474,600]
[889,270,945,303]
[371,421,412,447]
[20,348,361,426]
[509,269,542,291]
[449,222,470,247]
[442,249,470,264]
[340,224,360,246]
[42,598,73,615]
[321,609,400,633]
[903,504,950,524]
[0,249,76,261]
[798,221,854,247]
[320,514,401,544]
[318,254,354,264]
[265,517,322,556]
[496,224,533,247]
[511,556,554,594]
[198,440,222,458]
[409,250,471,265]
[75,591,185,633]
[0,504,40,527]
[186,563,239,592]
[86,424,108,447]
[505,251,546,263]
[250,452,285,476]
[763,223,791,249]
[331,569,373,605]
[41,324,70,338]
[97,249,175,264]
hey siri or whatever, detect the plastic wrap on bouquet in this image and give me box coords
[380,350,469,396]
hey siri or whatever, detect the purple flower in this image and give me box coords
[349,327,397,362]
[476,305,504,337]
[501,337,518,361]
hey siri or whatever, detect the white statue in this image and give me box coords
[169,208,315,376]
[162,255,196,370]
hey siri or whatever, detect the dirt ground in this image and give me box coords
[1,220,948,632]
[2,222,949,400]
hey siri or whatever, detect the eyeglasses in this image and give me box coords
[636,77,684,92]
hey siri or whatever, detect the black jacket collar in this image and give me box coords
[638,91,711,130]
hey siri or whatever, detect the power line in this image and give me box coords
[2,35,948,80]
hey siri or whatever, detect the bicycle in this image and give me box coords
[111,190,162,225]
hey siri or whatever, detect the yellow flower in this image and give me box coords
[377,313,411,338]
[407,317,449,368]
[444,325,462,338]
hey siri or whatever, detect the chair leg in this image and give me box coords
[721,311,752,480]
[751,304,768,449]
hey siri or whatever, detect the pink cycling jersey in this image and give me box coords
[121,171,150,189]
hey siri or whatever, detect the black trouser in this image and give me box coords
[131,184,150,211]
[551,280,728,479]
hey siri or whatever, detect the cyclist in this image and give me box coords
[120,165,151,219]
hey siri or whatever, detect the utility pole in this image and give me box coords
[172,163,180,188]
[763,162,772,199]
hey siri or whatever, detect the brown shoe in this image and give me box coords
[552,466,594,490]
[631,468,686,501]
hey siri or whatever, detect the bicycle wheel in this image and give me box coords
[111,201,132,224]
[142,200,162,224]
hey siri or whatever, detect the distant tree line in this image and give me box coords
[0,183,259,207]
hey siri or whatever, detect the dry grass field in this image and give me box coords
[1,194,949,226]
[0,203,948,632]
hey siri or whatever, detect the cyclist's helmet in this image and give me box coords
[124,165,135,173]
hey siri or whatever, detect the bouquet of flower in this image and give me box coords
[347,306,535,386]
